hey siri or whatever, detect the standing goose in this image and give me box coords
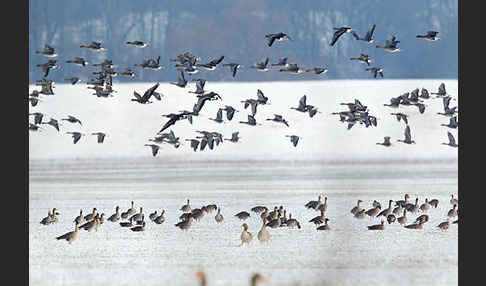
[56,222,79,244]
[437,219,450,231]
[397,209,407,226]
[429,199,439,208]
[84,208,97,221]
[107,206,120,222]
[74,209,85,224]
[257,217,271,243]
[286,213,301,229]
[240,223,253,247]
[404,220,424,230]
[136,214,145,225]
[40,210,53,225]
[420,199,431,213]
[367,220,385,230]
[122,201,136,218]
[175,216,193,230]
[450,194,459,205]
[309,209,326,225]
[393,204,403,216]
[80,214,100,232]
[373,200,382,208]
[266,213,282,229]
[130,207,144,222]
[149,210,158,221]
[215,208,224,223]
[407,198,420,214]
[180,199,191,212]
[377,200,393,217]
[316,218,331,231]
[396,194,410,208]
[154,210,165,224]
[354,209,366,219]
[351,200,363,214]
[365,205,381,218]
[448,204,458,218]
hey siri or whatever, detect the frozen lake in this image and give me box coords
[29,80,458,285]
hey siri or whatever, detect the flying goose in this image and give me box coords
[222,63,243,77]
[80,41,106,51]
[249,57,270,72]
[397,125,416,144]
[330,27,354,46]
[376,36,401,52]
[286,135,300,147]
[350,54,372,66]
[66,57,88,66]
[416,31,440,41]
[35,44,58,57]
[442,132,458,147]
[170,70,187,88]
[266,114,289,127]
[126,41,150,47]
[91,132,106,143]
[145,144,160,157]
[265,32,292,47]
[351,24,376,43]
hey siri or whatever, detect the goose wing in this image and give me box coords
[447,132,456,145]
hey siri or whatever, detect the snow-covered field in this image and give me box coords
[29,80,458,286]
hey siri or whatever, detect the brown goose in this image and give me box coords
[180,199,191,212]
[350,200,363,215]
[395,194,410,208]
[354,208,366,219]
[136,214,145,225]
[397,209,407,226]
[377,200,393,217]
[316,218,331,231]
[192,208,206,222]
[407,198,420,214]
[215,208,224,223]
[131,221,146,232]
[317,197,328,212]
[240,223,253,246]
[305,195,322,210]
[447,204,458,218]
[206,204,217,213]
[84,208,97,221]
[266,213,281,228]
[179,212,192,221]
[260,209,269,220]
[235,211,251,220]
[367,220,385,230]
[285,213,301,229]
[130,207,144,222]
[366,205,381,218]
[405,221,424,230]
[437,218,450,231]
[414,214,429,224]
[80,214,100,232]
[420,199,431,213]
[123,201,136,218]
[251,206,268,214]
[175,216,193,230]
[257,217,271,243]
[74,209,85,224]
[373,200,382,209]
[56,222,79,244]
[450,194,458,205]
[40,210,53,225]
[120,217,134,227]
[309,209,326,225]
[267,207,279,220]
[107,206,120,222]
[154,210,166,224]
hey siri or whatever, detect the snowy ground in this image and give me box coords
[29,80,458,286]
[29,79,458,160]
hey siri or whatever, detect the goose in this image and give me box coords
[305,67,329,75]
[235,211,250,220]
[91,132,106,143]
[66,57,88,66]
[257,217,271,243]
[131,221,146,232]
[209,109,224,123]
[215,208,224,223]
[272,57,289,67]
[350,54,372,66]
[393,204,403,216]
[415,214,429,224]
[107,206,120,222]
[350,200,363,215]
[191,208,206,222]
[395,194,410,208]
[450,194,459,205]
[194,56,224,70]
[376,136,391,147]
[397,125,416,144]
[125,201,136,217]
[145,144,160,157]
[376,35,401,52]
[442,132,458,147]
[136,214,145,225]
[130,207,144,222]
[180,199,191,212]
[404,221,424,230]
[120,217,134,227]
[266,114,289,127]
[309,209,326,225]
[317,197,328,212]
[407,198,420,214]
[61,115,82,125]
[366,67,384,78]
[365,206,381,218]
[149,210,158,221]
[330,27,354,46]
[373,200,382,208]
[286,135,300,147]
[131,83,161,104]
[266,213,282,228]
[351,24,376,43]
[80,214,100,232]
[377,200,393,217]
[437,219,450,231]
[36,44,58,57]
[367,220,385,230]
[206,204,217,213]
[74,209,85,224]
[126,40,150,47]
[40,210,53,225]
[305,195,322,210]
[420,199,431,213]
[80,41,106,51]
[239,115,260,126]
[390,113,408,125]
[279,63,305,74]
[251,206,268,214]
[429,199,439,208]
[175,216,193,230]
[285,213,301,229]
[441,117,458,129]
[56,222,79,244]
[265,32,292,47]
[36,59,59,77]
[416,31,440,41]
[316,218,331,231]
[41,118,59,132]
[222,63,243,78]
[154,210,166,224]
[397,209,407,226]
[121,67,136,77]
[239,223,253,246]
[354,209,366,219]
[448,204,458,218]
[84,208,97,221]
[249,57,270,72]
[170,70,187,88]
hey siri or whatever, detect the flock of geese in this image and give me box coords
[46,192,458,247]
[29,25,458,156]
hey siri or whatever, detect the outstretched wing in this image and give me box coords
[267,36,276,47]
[142,83,160,101]
[257,89,268,103]
[299,95,307,110]
[330,29,346,46]
[405,125,412,142]
[366,24,376,40]
[447,132,456,145]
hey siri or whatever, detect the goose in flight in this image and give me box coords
[350,54,372,66]
[266,114,289,127]
[66,132,84,144]
[366,67,384,78]
[192,92,221,115]
[224,132,240,143]
[36,60,59,77]
[330,27,354,46]
[222,63,243,78]
[265,32,292,47]
[91,132,106,143]
[291,95,310,112]
[397,125,415,144]
[66,57,88,67]
[145,144,160,157]
[351,24,376,43]
[249,57,270,72]
[442,132,458,147]
[383,96,401,108]
[305,67,328,74]
[126,40,150,47]
[441,116,458,129]
[279,63,305,74]
[64,77,82,85]
[286,135,300,147]
[376,36,401,52]
[376,136,391,147]
[41,118,59,131]
[29,123,43,131]
[195,56,224,70]
[431,83,448,97]
[188,78,206,95]
[239,115,260,126]
[80,41,106,51]
[131,83,161,104]
[241,99,259,116]
[35,44,58,57]
[271,57,288,67]
[416,31,440,41]
[209,109,224,123]
[170,71,187,88]
[29,112,44,125]
[61,115,82,125]
[222,105,238,121]
[185,139,200,152]
[121,67,136,77]
[437,96,457,117]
